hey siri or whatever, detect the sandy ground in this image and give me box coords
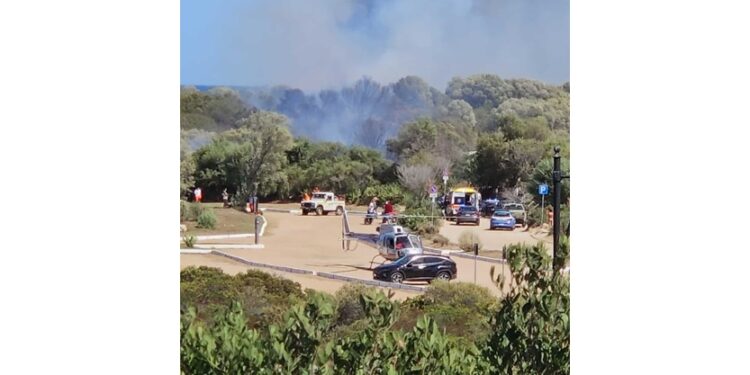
[181,253,420,300]
[439,219,553,251]
[189,210,522,296]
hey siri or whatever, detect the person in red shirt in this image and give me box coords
[382,200,395,223]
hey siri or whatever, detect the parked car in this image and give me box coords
[455,206,480,225]
[373,254,457,284]
[300,191,345,216]
[480,198,501,217]
[489,209,516,230]
[501,203,527,225]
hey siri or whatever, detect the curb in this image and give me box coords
[211,250,314,275]
[194,244,265,250]
[210,250,424,292]
[180,249,213,254]
[195,233,254,240]
[260,208,300,215]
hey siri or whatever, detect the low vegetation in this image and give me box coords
[180,239,570,374]
[196,210,217,229]
[458,230,483,252]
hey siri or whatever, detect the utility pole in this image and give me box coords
[253,182,260,245]
[552,146,569,261]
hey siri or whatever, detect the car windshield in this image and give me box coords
[493,210,512,217]
[312,193,326,199]
[460,207,477,212]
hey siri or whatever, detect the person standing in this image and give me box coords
[194,187,202,203]
[222,188,229,207]
[547,207,554,228]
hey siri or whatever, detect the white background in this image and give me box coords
[1,1,749,373]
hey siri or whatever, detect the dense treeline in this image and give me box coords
[180,74,569,215]
[181,241,570,374]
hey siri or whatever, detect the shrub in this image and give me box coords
[235,269,304,300]
[458,230,483,252]
[186,203,206,222]
[355,183,406,205]
[180,266,240,322]
[422,281,496,313]
[180,200,190,222]
[333,284,372,326]
[399,205,442,235]
[404,281,497,343]
[431,234,450,247]
[196,210,217,229]
[484,241,570,373]
[235,270,305,327]
[182,235,196,248]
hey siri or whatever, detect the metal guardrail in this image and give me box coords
[211,251,314,275]
[210,250,424,292]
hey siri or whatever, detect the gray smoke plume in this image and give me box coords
[185,0,569,91]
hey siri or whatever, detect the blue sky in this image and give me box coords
[181,0,569,90]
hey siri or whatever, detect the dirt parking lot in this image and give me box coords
[185,207,551,296]
[438,218,552,251]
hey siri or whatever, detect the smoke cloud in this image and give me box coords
[181,0,569,91]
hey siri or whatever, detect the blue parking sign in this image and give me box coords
[538,184,549,195]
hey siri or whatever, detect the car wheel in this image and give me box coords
[302,210,308,216]
[335,206,343,215]
[316,206,324,216]
[390,272,404,284]
[436,271,451,281]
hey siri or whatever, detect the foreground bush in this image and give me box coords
[181,290,488,374]
[180,241,570,374]
[458,230,483,252]
[396,281,497,344]
[180,266,305,328]
[181,202,207,222]
[196,210,217,229]
[484,241,570,374]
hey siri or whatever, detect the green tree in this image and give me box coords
[192,111,293,201]
[484,241,570,374]
[471,134,546,191]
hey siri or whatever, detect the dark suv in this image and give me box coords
[373,255,457,284]
[455,206,480,225]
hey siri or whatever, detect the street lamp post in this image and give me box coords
[552,146,569,262]
[253,182,260,245]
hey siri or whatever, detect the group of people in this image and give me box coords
[367,197,395,223]
[187,187,234,208]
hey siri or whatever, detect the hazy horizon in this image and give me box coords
[181,0,570,91]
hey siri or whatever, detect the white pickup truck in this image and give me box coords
[300,192,345,216]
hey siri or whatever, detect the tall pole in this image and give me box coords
[254,182,260,245]
[552,146,562,261]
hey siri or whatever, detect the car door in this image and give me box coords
[421,257,446,278]
[403,257,426,279]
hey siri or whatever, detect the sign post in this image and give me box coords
[429,185,438,227]
[473,243,479,284]
[538,183,549,223]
